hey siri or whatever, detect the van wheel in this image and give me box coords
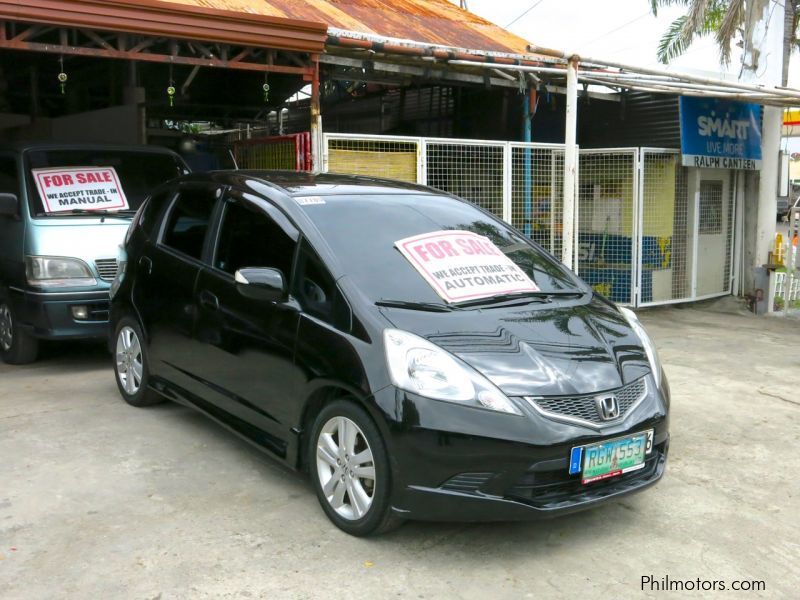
[0,295,39,365]
[309,400,401,536]
[113,317,163,407]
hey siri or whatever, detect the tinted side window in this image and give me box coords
[137,188,174,240]
[162,188,217,260]
[215,200,295,276]
[0,156,19,196]
[294,240,351,331]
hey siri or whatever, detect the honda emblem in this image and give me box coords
[595,395,620,420]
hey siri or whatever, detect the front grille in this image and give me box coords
[525,377,647,427]
[95,259,119,281]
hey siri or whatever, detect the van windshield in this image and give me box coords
[25,149,185,217]
[298,193,588,305]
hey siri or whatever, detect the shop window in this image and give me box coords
[698,181,723,235]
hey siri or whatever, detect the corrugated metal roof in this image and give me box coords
[161,0,532,55]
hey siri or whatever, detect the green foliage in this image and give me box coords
[649,0,799,65]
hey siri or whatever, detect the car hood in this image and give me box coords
[26,218,130,260]
[378,295,650,397]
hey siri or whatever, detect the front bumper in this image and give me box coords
[10,287,111,340]
[375,383,670,522]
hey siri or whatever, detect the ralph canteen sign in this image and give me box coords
[679,97,762,170]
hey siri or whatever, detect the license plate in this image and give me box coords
[576,431,650,484]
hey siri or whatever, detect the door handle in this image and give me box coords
[199,290,220,311]
[138,255,152,275]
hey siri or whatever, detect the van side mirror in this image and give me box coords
[235,267,287,302]
[0,193,19,218]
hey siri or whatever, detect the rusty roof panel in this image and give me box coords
[1,0,328,53]
[162,0,532,55]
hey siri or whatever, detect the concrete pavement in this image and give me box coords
[1,304,798,599]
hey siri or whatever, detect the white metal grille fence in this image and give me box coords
[511,145,565,259]
[323,134,738,308]
[323,133,570,231]
[324,134,421,184]
[577,149,638,305]
[425,140,506,219]
[776,272,800,301]
[638,150,690,305]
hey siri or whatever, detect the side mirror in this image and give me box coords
[235,267,287,302]
[0,193,19,219]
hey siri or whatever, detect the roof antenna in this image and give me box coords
[228,148,239,170]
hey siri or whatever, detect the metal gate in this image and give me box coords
[234,132,313,171]
[637,148,735,307]
[577,148,638,305]
[323,134,737,308]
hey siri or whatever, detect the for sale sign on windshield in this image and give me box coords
[394,230,539,303]
[32,167,129,213]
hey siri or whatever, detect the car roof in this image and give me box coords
[191,170,439,198]
[0,142,181,156]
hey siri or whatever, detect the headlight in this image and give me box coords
[619,307,662,388]
[383,329,521,415]
[25,256,96,288]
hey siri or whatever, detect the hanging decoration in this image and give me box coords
[262,72,270,103]
[167,64,176,107]
[57,56,67,95]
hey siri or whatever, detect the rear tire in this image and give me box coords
[308,400,401,536]
[113,317,164,407]
[0,293,39,365]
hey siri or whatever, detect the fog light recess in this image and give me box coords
[71,306,89,320]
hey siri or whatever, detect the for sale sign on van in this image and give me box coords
[32,166,129,213]
[395,230,539,303]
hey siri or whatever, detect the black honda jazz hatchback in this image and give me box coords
[110,171,669,536]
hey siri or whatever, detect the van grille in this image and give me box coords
[524,377,647,427]
[95,259,119,281]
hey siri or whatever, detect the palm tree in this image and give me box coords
[650,0,799,85]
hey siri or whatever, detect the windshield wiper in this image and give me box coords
[51,209,134,217]
[375,299,459,312]
[456,290,586,309]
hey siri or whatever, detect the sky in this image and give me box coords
[453,0,799,149]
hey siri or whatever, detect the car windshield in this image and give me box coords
[25,149,185,217]
[299,193,589,305]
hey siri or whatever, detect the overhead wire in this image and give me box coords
[504,0,547,28]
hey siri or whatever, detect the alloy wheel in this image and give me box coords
[116,326,143,395]
[0,304,12,352]
[316,416,376,520]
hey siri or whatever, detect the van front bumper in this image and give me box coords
[10,287,111,340]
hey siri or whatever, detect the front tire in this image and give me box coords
[0,294,39,365]
[113,317,163,407]
[309,400,400,536]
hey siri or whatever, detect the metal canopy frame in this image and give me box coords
[324,30,800,108]
[0,21,318,77]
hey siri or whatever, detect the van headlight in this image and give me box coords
[26,256,96,288]
[619,307,663,388]
[383,329,521,415]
